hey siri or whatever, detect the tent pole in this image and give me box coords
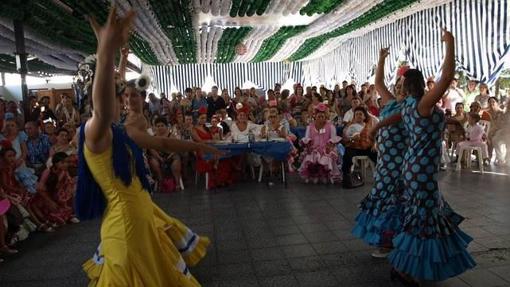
[14,19,29,120]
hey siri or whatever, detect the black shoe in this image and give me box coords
[390,268,420,287]
[342,176,354,189]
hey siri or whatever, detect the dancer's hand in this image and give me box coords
[88,6,135,53]
[379,47,390,59]
[441,28,454,43]
[196,143,225,157]
[120,47,129,58]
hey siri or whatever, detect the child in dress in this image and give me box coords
[456,113,490,166]
[36,152,79,225]
[0,146,53,232]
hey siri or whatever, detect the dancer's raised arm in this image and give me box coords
[127,127,223,156]
[375,48,394,106]
[118,47,129,80]
[85,7,135,154]
[418,29,455,116]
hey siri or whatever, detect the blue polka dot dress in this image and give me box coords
[352,100,406,247]
[388,96,476,281]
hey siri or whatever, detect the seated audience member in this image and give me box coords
[469,101,491,121]
[148,93,161,117]
[49,128,75,157]
[492,100,510,166]
[307,92,323,115]
[0,196,18,259]
[192,107,233,189]
[474,83,491,110]
[260,107,289,181]
[464,80,478,110]
[446,103,468,147]
[181,113,194,141]
[1,185,36,244]
[215,108,232,137]
[42,119,58,145]
[207,86,226,120]
[209,116,223,141]
[341,85,357,114]
[229,104,263,174]
[230,104,261,142]
[456,113,490,166]
[299,110,311,127]
[342,107,377,188]
[443,77,465,112]
[486,97,504,159]
[299,104,342,184]
[149,117,183,192]
[365,94,380,117]
[54,94,80,128]
[36,152,79,225]
[24,121,52,175]
[1,118,38,194]
[0,145,54,232]
[38,96,56,122]
[5,101,25,129]
[342,96,362,124]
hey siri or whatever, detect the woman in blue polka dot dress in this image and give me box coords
[388,30,476,285]
[352,48,408,258]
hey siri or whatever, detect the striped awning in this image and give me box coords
[302,0,510,86]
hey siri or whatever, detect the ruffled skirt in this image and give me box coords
[299,151,341,181]
[83,203,210,287]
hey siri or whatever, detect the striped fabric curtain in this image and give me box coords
[150,62,303,96]
[302,0,510,87]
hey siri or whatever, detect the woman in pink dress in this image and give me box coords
[299,103,342,184]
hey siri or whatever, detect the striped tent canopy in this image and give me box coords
[0,0,508,88]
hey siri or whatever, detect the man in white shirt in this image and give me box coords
[342,96,362,124]
[442,77,465,112]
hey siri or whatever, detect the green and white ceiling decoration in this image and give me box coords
[0,0,508,89]
[0,0,460,69]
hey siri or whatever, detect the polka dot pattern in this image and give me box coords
[400,96,461,238]
[358,100,408,222]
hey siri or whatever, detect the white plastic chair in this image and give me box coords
[352,156,375,181]
[456,146,484,174]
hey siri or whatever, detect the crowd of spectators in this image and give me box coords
[1,75,509,262]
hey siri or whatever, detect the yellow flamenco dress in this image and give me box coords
[80,143,209,287]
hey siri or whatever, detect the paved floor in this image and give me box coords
[1,167,510,287]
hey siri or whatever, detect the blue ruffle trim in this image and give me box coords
[389,230,476,281]
[352,206,402,246]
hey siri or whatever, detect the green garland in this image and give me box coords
[300,0,346,16]
[230,0,271,17]
[0,0,161,66]
[0,54,72,75]
[149,0,196,64]
[0,0,98,54]
[252,26,307,63]
[129,35,160,65]
[215,27,252,63]
[289,0,418,61]
[0,0,27,21]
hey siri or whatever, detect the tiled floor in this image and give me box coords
[1,167,510,287]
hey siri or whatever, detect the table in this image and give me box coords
[203,141,293,188]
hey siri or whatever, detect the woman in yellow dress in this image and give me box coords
[77,8,221,286]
